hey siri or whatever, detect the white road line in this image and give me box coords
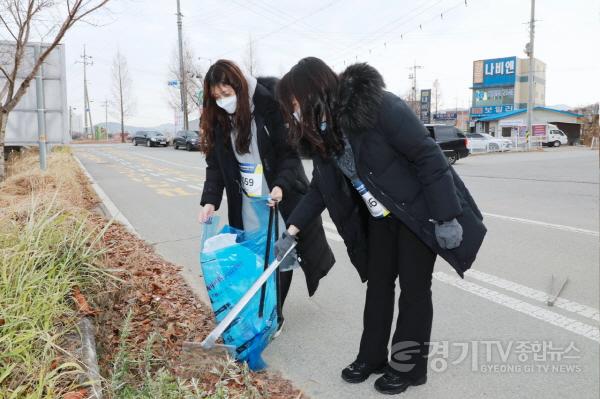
[325,213,597,239]
[434,271,600,343]
[323,218,599,327]
[127,151,205,170]
[483,212,599,237]
[466,269,600,322]
[174,177,187,182]
[166,178,179,183]
[188,184,204,191]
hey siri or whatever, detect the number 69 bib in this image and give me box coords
[352,178,390,219]
[240,162,264,197]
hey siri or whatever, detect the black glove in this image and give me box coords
[275,231,296,261]
[434,218,463,249]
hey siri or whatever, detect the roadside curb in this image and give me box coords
[78,317,103,399]
[73,153,136,398]
[73,154,139,237]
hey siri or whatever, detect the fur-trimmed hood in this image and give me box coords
[336,63,386,133]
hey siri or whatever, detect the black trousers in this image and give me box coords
[357,216,436,379]
[280,269,293,307]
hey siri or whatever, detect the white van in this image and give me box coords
[542,124,568,147]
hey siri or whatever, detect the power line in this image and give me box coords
[187,1,242,23]
[328,0,445,64]
[215,0,343,59]
[330,0,471,67]
[237,0,349,52]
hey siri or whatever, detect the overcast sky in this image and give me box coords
[60,0,599,127]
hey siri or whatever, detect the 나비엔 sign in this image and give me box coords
[473,56,517,87]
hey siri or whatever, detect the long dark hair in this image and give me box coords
[200,59,252,154]
[276,57,343,157]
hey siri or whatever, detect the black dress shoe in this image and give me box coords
[374,372,427,395]
[341,360,388,383]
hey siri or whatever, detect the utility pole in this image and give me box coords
[77,45,94,139]
[176,0,189,131]
[407,62,423,115]
[102,99,109,141]
[526,0,536,150]
[69,106,76,139]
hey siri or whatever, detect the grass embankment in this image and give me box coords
[0,148,304,398]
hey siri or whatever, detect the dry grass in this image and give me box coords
[0,147,98,213]
[0,148,109,397]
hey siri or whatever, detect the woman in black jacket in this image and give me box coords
[275,57,486,395]
[198,60,335,333]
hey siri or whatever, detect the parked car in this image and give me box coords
[424,124,469,165]
[172,130,200,151]
[466,133,512,152]
[133,131,168,147]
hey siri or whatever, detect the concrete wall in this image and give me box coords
[514,58,546,108]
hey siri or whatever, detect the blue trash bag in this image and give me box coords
[199,196,278,370]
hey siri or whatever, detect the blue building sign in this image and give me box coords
[470,104,514,118]
[433,112,457,121]
[473,56,516,87]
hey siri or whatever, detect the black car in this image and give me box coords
[424,124,469,165]
[133,131,168,147]
[172,130,200,151]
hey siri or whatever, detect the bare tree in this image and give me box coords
[0,0,111,181]
[401,89,420,116]
[111,50,134,143]
[432,79,442,115]
[243,34,259,77]
[167,39,203,127]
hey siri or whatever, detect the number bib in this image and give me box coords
[352,178,390,219]
[240,163,264,197]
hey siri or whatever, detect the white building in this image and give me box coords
[475,106,583,145]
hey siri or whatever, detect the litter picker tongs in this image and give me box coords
[200,204,294,352]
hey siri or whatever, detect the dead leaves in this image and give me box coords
[71,286,96,316]
[85,207,306,398]
[62,389,88,399]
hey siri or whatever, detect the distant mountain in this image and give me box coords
[94,122,175,134]
[94,118,201,136]
[547,104,574,111]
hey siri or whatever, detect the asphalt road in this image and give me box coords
[74,143,599,399]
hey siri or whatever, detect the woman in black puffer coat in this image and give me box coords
[275,57,486,395]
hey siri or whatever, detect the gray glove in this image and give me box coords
[279,248,299,272]
[434,218,463,249]
[275,231,296,261]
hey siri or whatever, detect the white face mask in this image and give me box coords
[216,95,237,114]
[293,110,302,122]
